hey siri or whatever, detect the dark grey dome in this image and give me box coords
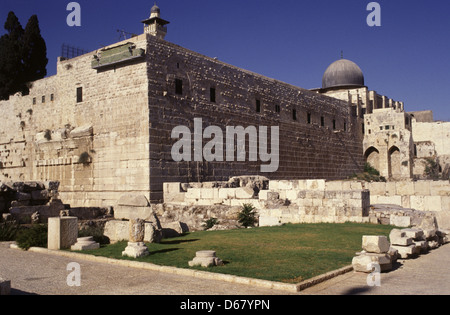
[151,4,160,13]
[322,59,365,89]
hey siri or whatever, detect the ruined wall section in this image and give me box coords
[146,35,365,202]
[0,35,151,207]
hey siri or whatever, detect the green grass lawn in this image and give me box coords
[78,223,394,283]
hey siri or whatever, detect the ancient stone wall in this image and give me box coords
[0,35,151,207]
[146,35,365,202]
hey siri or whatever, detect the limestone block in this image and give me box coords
[104,220,161,243]
[259,215,282,227]
[0,278,11,295]
[70,125,93,138]
[129,219,145,242]
[122,242,149,258]
[48,217,78,250]
[413,241,428,254]
[306,179,325,191]
[219,188,236,199]
[362,236,390,254]
[390,215,411,228]
[389,229,413,246]
[188,250,224,268]
[422,229,436,240]
[235,187,255,199]
[396,181,415,196]
[401,228,424,240]
[71,236,100,251]
[352,253,392,273]
[391,245,418,259]
[186,188,201,200]
[118,194,149,207]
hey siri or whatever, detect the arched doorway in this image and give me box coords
[364,147,380,171]
[388,146,401,179]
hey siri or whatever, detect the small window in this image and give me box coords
[332,119,336,130]
[380,126,383,131]
[50,94,54,102]
[362,123,365,134]
[307,113,311,124]
[321,116,324,127]
[405,117,409,125]
[76,87,83,103]
[275,105,280,113]
[210,87,216,103]
[292,109,297,121]
[175,79,183,95]
[176,63,180,69]
[32,97,36,105]
[385,125,390,130]
[256,99,261,113]
[344,122,347,132]
[42,95,45,103]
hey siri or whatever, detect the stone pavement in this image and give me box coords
[1,241,449,295]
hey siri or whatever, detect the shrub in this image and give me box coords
[0,221,20,241]
[202,218,219,230]
[238,204,258,228]
[78,152,92,165]
[16,224,48,250]
[364,163,380,176]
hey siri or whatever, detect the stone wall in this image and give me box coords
[0,35,151,207]
[146,34,365,202]
[1,33,366,207]
[163,179,371,226]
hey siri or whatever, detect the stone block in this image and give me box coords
[117,194,150,207]
[389,229,413,246]
[70,125,93,138]
[188,250,224,268]
[71,236,100,251]
[352,253,392,273]
[259,215,282,227]
[401,228,424,240]
[396,181,415,196]
[390,215,411,228]
[0,278,11,295]
[391,245,418,259]
[362,235,390,253]
[122,242,149,258]
[235,187,255,199]
[306,179,326,191]
[218,188,236,199]
[48,216,78,250]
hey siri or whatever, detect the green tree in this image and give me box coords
[0,11,47,100]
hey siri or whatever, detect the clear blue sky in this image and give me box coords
[1,0,449,121]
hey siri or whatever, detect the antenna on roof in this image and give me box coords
[341,50,344,59]
[117,29,138,41]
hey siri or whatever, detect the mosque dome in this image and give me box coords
[322,59,365,90]
[151,4,161,14]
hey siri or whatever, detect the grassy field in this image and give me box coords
[79,223,394,283]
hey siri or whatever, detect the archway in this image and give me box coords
[364,147,380,172]
[388,146,401,179]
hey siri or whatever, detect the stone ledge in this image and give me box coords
[19,246,352,293]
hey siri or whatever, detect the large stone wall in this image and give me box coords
[1,33,365,206]
[146,35,365,201]
[0,35,151,207]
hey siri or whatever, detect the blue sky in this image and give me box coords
[1,0,449,121]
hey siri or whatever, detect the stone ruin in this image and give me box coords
[352,227,449,273]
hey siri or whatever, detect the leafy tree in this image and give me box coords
[0,11,47,100]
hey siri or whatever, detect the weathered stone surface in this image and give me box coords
[104,220,162,243]
[402,228,424,240]
[389,229,413,246]
[391,244,418,259]
[390,215,411,228]
[129,218,145,243]
[188,250,224,268]
[118,194,150,207]
[70,125,93,138]
[362,236,390,254]
[71,236,100,251]
[352,253,392,273]
[122,242,149,258]
[48,216,78,250]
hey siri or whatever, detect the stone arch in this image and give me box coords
[364,146,380,171]
[388,146,401,179]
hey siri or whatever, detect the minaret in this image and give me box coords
[141,3,170,39]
